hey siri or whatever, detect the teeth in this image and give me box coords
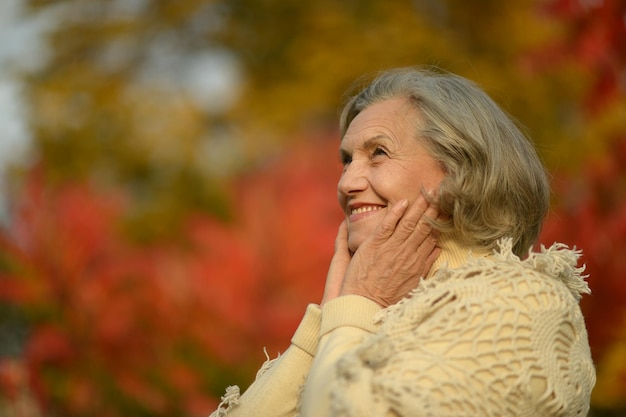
[351,206,382,215]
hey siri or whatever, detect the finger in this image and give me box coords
[322,222,351,306]
[414,224,439,256]
[416,203,438,235]
[396,194,440,251]
[416,189,440,229]
[335,220,349,253]
[410,237,440,280]
[372,199,409,241]
[389,193,431,242]
[436,211,451,225]
[424,246,442,272]
[427,227,441,246]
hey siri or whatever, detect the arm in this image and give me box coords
[211,304,321,417]
[299,196,441,416]
[215,195,441,417]
[298,295,382,414]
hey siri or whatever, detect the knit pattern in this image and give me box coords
[329,240,595,417]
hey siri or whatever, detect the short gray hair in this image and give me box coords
[340,67,550,256]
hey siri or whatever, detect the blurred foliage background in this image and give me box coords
[0,0,625,416]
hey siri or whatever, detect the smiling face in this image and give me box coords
[338,97,446,253]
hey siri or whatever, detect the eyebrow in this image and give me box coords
[339,135,387,159]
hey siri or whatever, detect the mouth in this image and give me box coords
[350,205,385,215]
[347,204,387,222]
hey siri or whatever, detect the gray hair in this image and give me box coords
[339,67,550,256]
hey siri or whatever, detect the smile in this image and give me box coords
[351,205,384,215]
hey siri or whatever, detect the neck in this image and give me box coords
[426,233,490,279]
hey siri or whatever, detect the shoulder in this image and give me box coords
[370,239,596,399]
[375,239,592,334]
[439,250,580,310]
[351,240,596,416]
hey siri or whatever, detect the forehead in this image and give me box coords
[341,97,419,147]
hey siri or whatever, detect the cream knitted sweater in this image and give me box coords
[211,239,595,417]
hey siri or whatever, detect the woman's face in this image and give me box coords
[338,97,445,253]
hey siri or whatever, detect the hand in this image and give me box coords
[339,194,440,307]
[321,220,350,306]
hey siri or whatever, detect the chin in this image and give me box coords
[347,236,364,254]
[348,225,375,253]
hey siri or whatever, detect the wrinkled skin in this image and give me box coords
[322,98,443,307]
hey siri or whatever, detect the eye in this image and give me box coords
[340,153,352,167]
[372,147,388,157]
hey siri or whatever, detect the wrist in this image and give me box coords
[339,283,386,308]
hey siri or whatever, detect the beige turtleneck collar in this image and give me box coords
[425,233,491,279]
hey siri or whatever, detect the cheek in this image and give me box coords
[347,223,377,253]
[374,167,420,199]
[337,191,348,213]
[409,159,446,189]
[385,167,445,202]
[423,170,446,190]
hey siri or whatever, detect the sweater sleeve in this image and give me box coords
[298,295,383,415]
[300,271,596,417]
[210,303,321,417]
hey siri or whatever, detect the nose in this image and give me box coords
[337,161,368,197]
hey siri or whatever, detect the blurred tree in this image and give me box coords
[533,0,626,413]
[0,136,341,417]
[20,0,589,240]
[1,0,624,415]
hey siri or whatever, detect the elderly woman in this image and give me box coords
[211,68,595,417]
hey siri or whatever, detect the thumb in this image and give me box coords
[335,220,350,255]
[321,221,350,306]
